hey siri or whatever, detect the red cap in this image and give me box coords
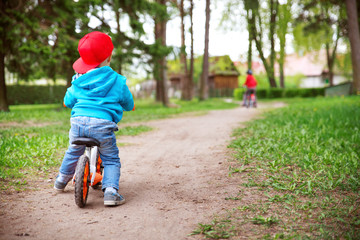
[73,31,114,74]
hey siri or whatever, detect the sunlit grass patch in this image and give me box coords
[231,96,360,193]
[193,96,360,239]
[0,126,69,182]
[116,125,153,136]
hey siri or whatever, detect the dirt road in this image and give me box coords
[0,103,278,240]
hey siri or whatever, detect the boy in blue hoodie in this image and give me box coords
[54,31,134,206]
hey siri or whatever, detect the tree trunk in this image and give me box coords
[269,0,278,87]
[279,63,284,88]
[154,0,169,106]
[246,9,252,70]
[249,1,277,88]
[0,0,9,112]
[324,24,339,87]
[189,0,194,99]
[114,5,123,75]
[66,63,73,88]
[199,0,210,100]
[180,0,190,100]
[346,0,360,94]
[0,50,9,112]
[279,32,285,88]
[252,30,277,87]
[277,2,291,89]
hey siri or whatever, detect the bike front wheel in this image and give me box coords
[74,155,90,208]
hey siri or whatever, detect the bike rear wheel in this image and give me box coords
[246,97,252,108]
[75,155,90,208]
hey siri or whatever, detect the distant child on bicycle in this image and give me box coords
[54,31,134,206]
[242,69,258,107]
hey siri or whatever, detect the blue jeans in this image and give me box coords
[59,116,121,191]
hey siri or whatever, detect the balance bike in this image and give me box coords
[72,137,103,208]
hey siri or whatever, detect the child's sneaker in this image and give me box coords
[104,192,126,206]
[54,173,73,192]
[54,179,67,192]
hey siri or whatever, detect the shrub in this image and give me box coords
[256,88,268,99]
[7,85,67,105]
[233,87,325,99]
[267,88,284,98]
[284,89,300,98]
[233,88,245,100]
[299,88,325,97]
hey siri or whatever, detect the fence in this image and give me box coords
[209,88,234,98]
[325,82,352,97]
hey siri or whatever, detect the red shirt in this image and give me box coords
[244,74,257,88]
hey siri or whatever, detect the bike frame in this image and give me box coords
[72,145,99,186]
[88,146,99,186]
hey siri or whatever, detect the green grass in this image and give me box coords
[122,98,238,123]
[192,96,360,239]
[116,125,153,136]
[0,98,238,188]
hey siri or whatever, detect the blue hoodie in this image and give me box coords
[64,66,134,124]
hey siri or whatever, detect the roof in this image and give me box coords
[279,51,326,76]
[233,61,266,75]
[234,50,330,77]
[209,55,240,76]
[167,55,240,77]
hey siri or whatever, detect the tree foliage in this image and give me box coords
[293,0,348,86]
[0,0,172,111]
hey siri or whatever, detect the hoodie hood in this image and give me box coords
[72,66,116,97]
[63,66,134,123]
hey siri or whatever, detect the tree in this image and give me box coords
[295,0,346,86]
[221,0,254,70]
[107,0,156,76]
[154,0,170,106]
[277,0,292,88]
[0,0,47,112]
[188,0,195,99]
[179,0,191,100]
[346,0,360,94]
[244,0,253,70]
[199,0,211,100]
[37,0,92,87]
[248,0,278,87]
[221,0,283,87]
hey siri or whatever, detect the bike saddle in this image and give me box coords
[72,137,100,147]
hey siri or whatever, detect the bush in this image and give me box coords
[233,88,245,100]
[284,89,301,98]
[267,88,284,98]
[233,87,325,100]
[256,89,268,99]
[299,88,325,97]
[7,85,67,105]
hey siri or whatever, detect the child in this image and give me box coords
[54,31,134,206]
[242,69,257,107]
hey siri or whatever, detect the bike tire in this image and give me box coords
[246,98,251,108]
[74,155,90,208]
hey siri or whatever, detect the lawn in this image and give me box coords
[192,96,360,239]
[0,98,238,189]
